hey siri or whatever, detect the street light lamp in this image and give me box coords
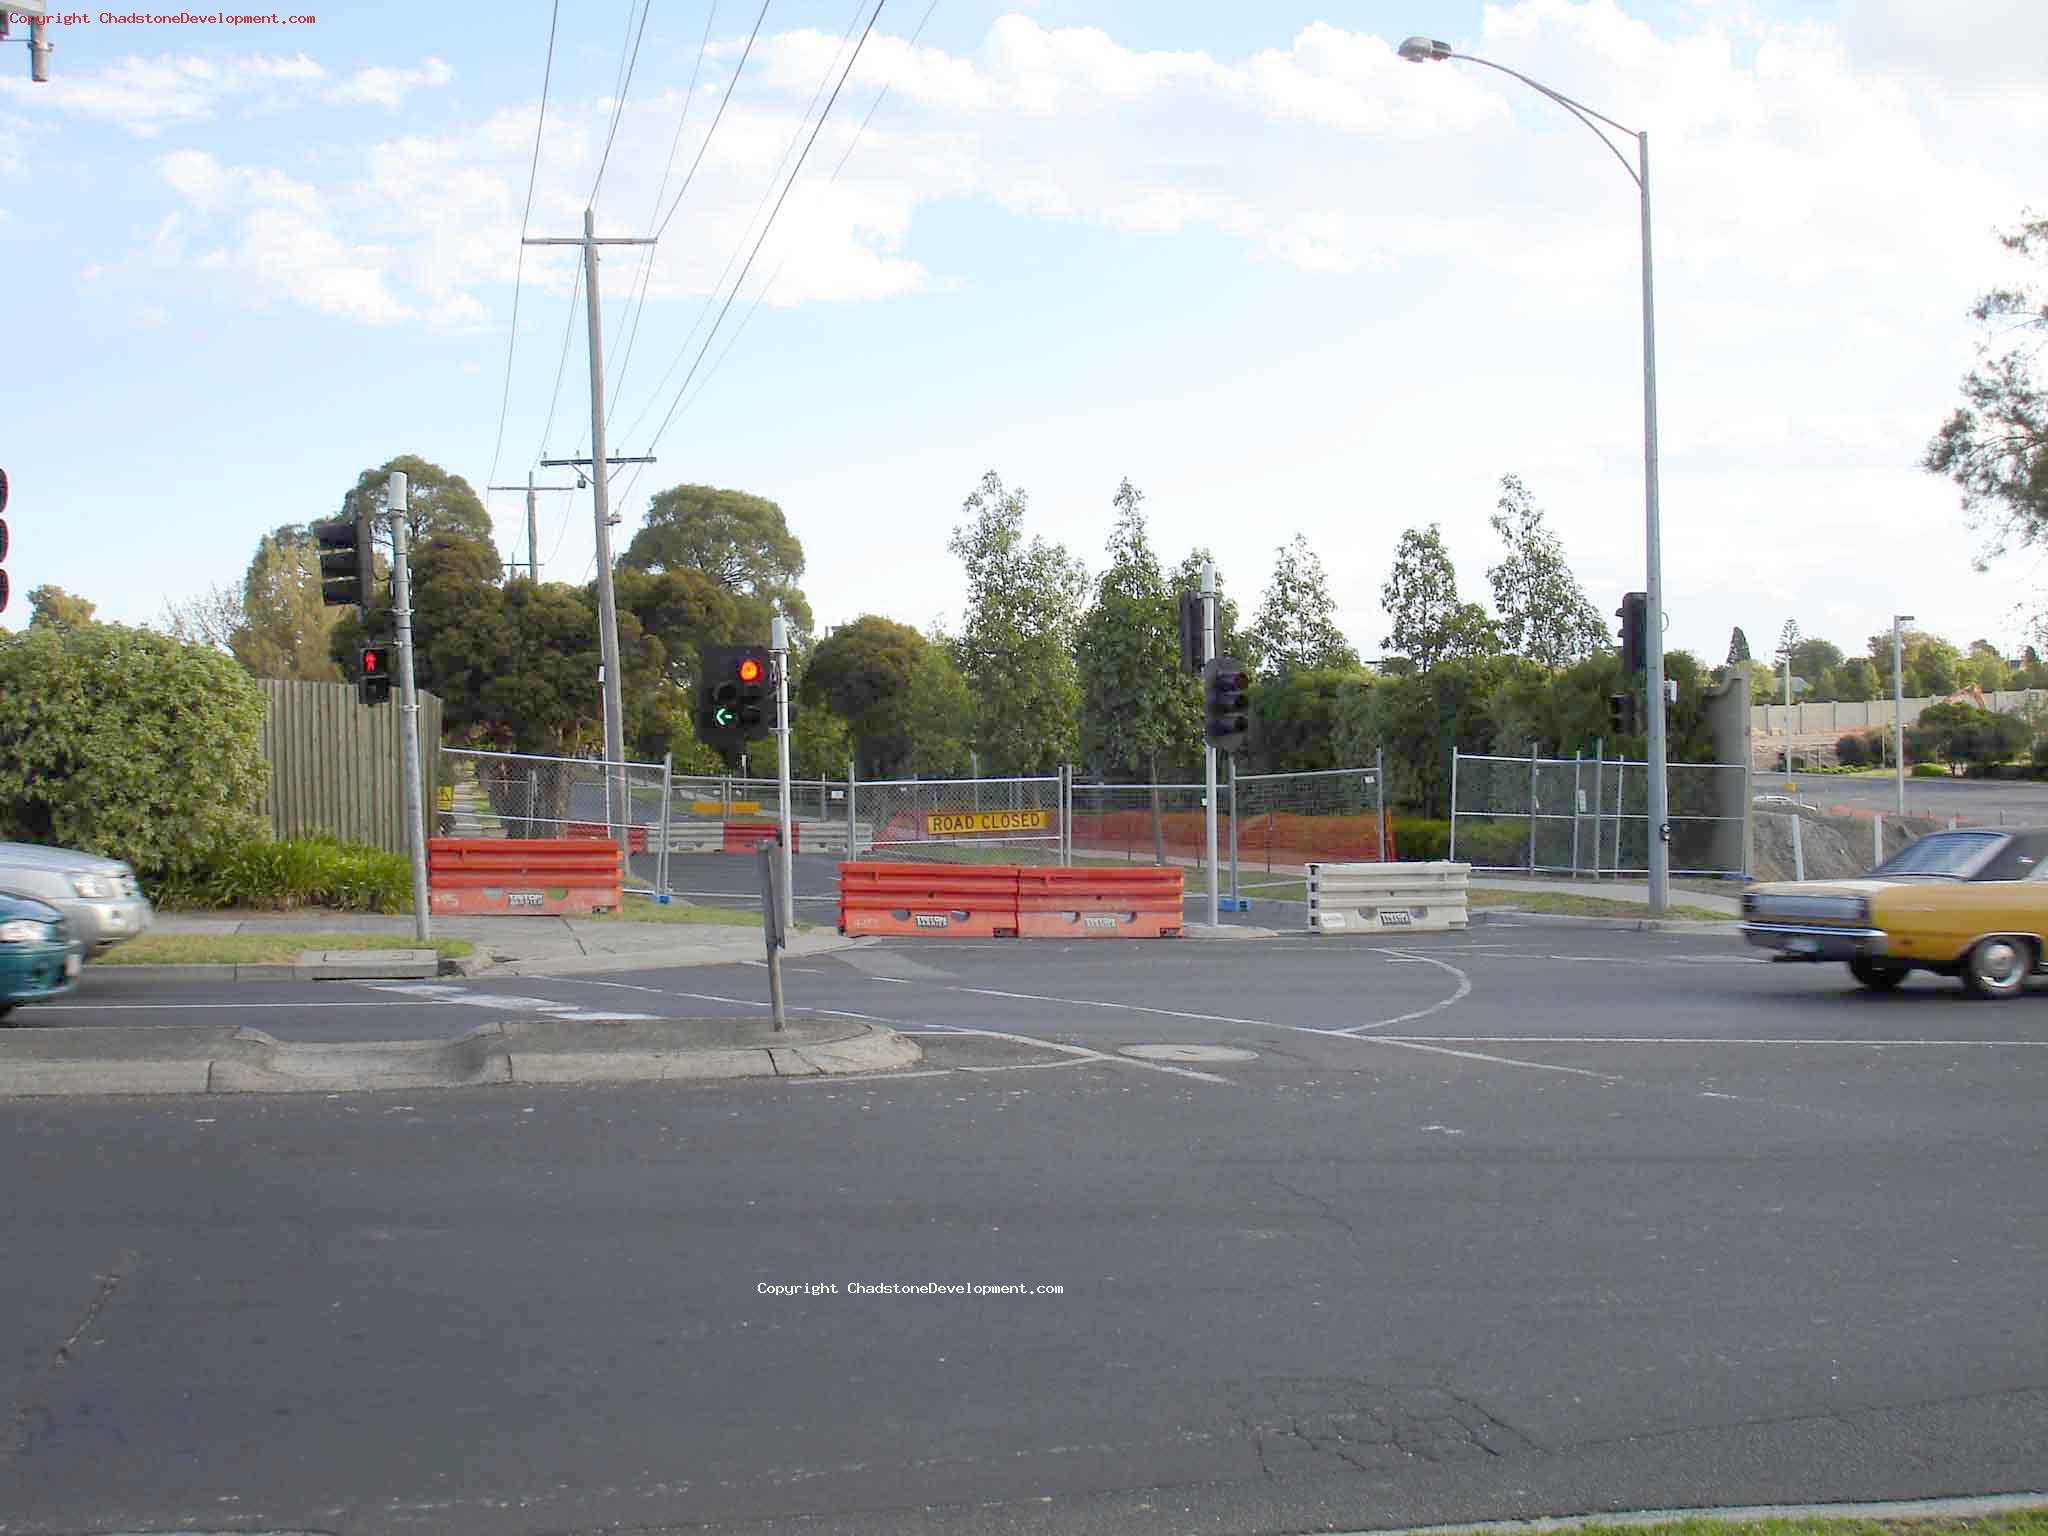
[1399,34,1671,912]
[1893,614,1915,816]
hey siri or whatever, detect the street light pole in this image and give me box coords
[1894,614,1914,816]
[1400,35,1669,912]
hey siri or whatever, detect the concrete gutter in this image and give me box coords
[0,1015,920,1098]
[1471,909,1745,936]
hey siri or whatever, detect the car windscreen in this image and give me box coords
[1871,830,2004,878]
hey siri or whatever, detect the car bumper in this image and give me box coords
[1739,921,1889,961]
[51,896,154,955]
[0,938,82,1005]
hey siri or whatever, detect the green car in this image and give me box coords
[0,891,83,1022]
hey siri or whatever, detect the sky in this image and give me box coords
[1,0,2043,667]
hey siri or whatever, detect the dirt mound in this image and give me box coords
[1751,809,1946,883]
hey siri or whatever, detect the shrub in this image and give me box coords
[2033,737,2048,772]
[1836,734,1867,767]
[1912,763,1948,779]
[153,836,412,913]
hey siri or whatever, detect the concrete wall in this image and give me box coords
[1750,689,2048,737]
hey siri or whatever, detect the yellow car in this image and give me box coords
[1739,826,2048,999]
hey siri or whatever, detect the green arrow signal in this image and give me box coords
[715,706,736,726]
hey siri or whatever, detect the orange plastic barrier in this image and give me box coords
[838,863,1020,938]
[427,838,622,916]
[1016,866,1183,939]
[565,821,649,853]
[725,821,798,854]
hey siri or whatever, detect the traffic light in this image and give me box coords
[1617,591,1647,674]
[1204,655,1251,753]
[1177,590,1205,675]
[0,466,9,616]
[1607,693,1638,736]
[316,508,375,610]
[358,644,393,706]
[697,645,774,747]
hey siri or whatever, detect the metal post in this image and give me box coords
[771,614,794,933]
[1592,739,1605,879]
[1572,750,1582,877]
[847,756,858,858]
[1783,649,1793,775]
[1874,812,1883,870]
[1375,748,1387,862]
[1203,559,1219,927]
[1893,615,1912,817]
[1790,810,1805,882]
[1527,741,1539,875]
[1639,131,1670,914]
[387,472,431,945]
[657,751,673,902]
[1229,757,1240,903]
[758,838,786,1032]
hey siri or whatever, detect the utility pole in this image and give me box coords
[771,613,796,934]
[388,472,432,945]
[524,208,656,863]
[488,471,579,583]
[1203,559,1219,930]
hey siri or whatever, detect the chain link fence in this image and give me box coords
[1450,749,1749,877]
[440,746,672,895]
[854,775,1065,864]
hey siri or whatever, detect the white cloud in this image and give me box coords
[0,52,324,136]
[327,58,455,109]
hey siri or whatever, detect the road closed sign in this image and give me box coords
[924,809,1050,836]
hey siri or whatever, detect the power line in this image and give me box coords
[615,0,866,454]
[484,0,563,492]
[605,0,722,423]
[629,0,890,491]
[653,0,775,245]
[590,0,654,208]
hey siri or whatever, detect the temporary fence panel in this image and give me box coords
[1308,862,1470,934]
[1230,764,1388,900]
[853,776,1065,865]
[440,747,670,896]
[1068,781,1212,866]
[1449,749,1748,878]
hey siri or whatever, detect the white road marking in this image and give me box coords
[1366,1036,1621,1081]
[1393,1035,2048,1048]
[947,985,1281,1031]
[911,1022,1233,1085]
[365,983,655,1021]
[1334,950,1474,1035]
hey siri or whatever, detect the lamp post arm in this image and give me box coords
[1445,51,1643,186]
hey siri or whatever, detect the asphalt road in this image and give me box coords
[6,926,2047,1535]
[1786,770,2048,821]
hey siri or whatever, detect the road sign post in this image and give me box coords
[388,472,431,946]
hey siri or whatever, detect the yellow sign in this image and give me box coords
[692,800,761,815]
[436,784,454,812]
[924,809,1051,836]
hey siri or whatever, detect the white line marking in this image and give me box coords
[947,985,1279,1030]
[912,1022,1232,1085]
[1392,1035,2048,1048]
[365,983,655,1020]
[1366,1036,1621,1081]
[1335,950,1473,1035]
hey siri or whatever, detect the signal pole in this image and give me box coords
[1203,559,1219,929]
[524,208,656,860]
[388,472,432,944]
[771,613,795,934]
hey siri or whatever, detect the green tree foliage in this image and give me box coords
[1788,637,1843,689]
[946,471,1086,774]
[1484,475,1610,667]
[1075,481,1199,780]
[1775,619,1800,668]
[1908,701,2028,771]
[1726,626,1751,664]
[342,454,497,559]
[1247,667,1356,774]
[229,523,344,682]
[1924,215,2048,569]
[802,615,927,776]
[26,585,96,632]
[1380,525,1498,671]
[1248,533,1358,678]
[788,698,855,780]
[0,624,268,881]
[902,643,975,777]
[1832,657,1881,702]
[1958,640,2012,693]
[613,565,741,691]
[622,484,811,644]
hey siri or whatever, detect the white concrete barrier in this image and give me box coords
[1308,861,1470,934]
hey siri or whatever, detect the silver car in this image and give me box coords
[0,842,154,958]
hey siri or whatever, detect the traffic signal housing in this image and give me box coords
[358,644,393,706]
[1617,591,1647,675]
[1607,692,1638,737]
[1204,655,1251,753]
[316,508,375,610]
[697,645,773,748]
[1177,590,1205,675]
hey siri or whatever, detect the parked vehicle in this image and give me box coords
[1739,826,2048,998]
[0,842,154,959]
[0,890,83,1020]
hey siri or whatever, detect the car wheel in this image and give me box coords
[1962,936,2033,1000]
[1848,957,1906,991]
[0,1003,14,1025]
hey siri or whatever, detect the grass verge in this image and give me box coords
[1467,889,1729,922]
[102,933,474,966]
[585,897,806,930]
[1505,1512,2048,1536]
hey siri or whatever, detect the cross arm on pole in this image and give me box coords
[522,236,658,247]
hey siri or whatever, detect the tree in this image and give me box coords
[1484,475,1610,667]
[342,454,497,558]
[622,484,811,644]
[1247,667,1354,774]
[1075,480,1196,782]
[1959,640,2012,693]
[946,471,1087,774]
[26,585,96,632]
[1833,657,1881,702]
[1789,637,1843,690]
[802,615,927,777]
[1381,525,1499,671]
[1248,533,1358,678]
[1727,626,1752,664]
[158,583,245,653]
[0,624,268,882]
[229,524,344,682]
[1924,214,2048,569]
[1775,619,1801,666]
[901,643,974,777]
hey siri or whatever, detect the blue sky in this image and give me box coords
[2,0,2043,665]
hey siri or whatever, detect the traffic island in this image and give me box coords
[0,1015,919,1097]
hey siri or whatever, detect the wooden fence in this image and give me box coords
[258,679,442,854]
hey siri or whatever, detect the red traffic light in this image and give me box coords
[736,656,763,684]
[361,648,382,674]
